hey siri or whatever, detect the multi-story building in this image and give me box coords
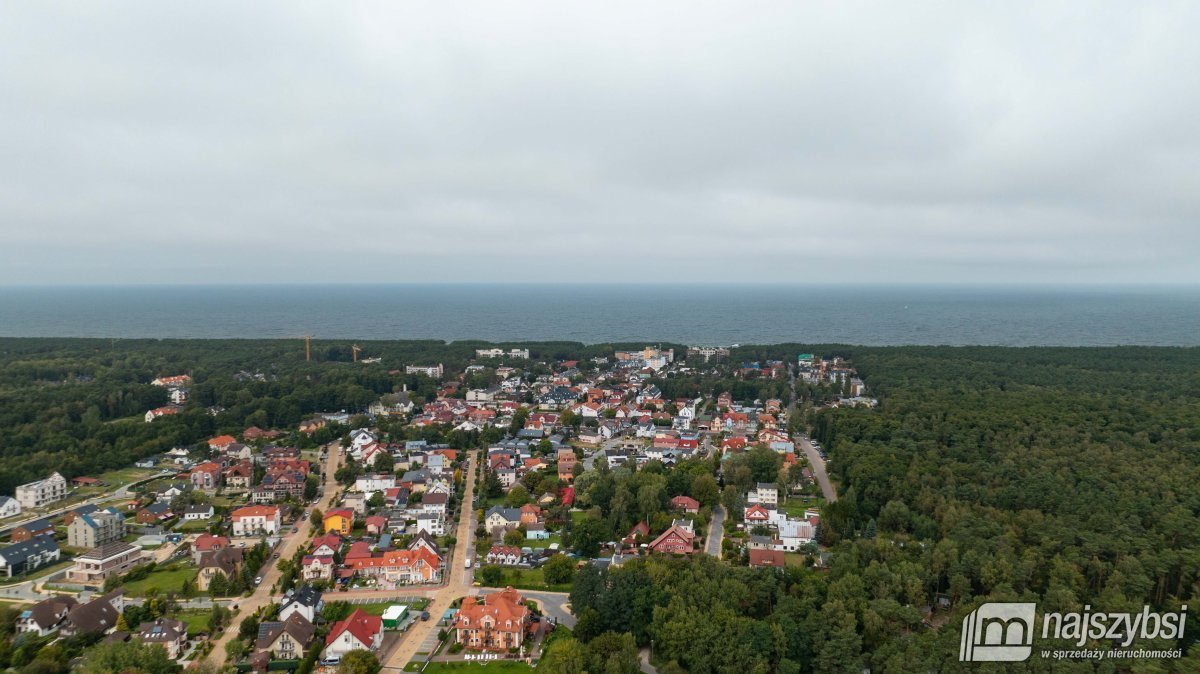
[67,508,126,549]
[0,537,61,578]
[69,542,144,584]
[453,587,530,651]
[405,364,444,378]
[230,505,282,537]
[15,472,68,509]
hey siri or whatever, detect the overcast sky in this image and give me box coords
[1,2,1197,285]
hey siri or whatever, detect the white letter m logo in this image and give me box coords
[960,602,1036,662]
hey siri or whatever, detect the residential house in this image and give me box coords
[230,505,282,536]
[415,514,444,537]
[10,518,54,543]
[484,507,521,534]
[135,618,188,658]
[348,548,441,585]
[749,548,787,569]
[365,515,387,536]
[15,472,68,509]
[0,537,61,578]
[58,589,124,637]
[223,461,254,489]
[197,547,243,591]
[453,587,530,651]
[16,595,77,636]
[191,534,230,564]
[519,504,543,527]
[69,542,143,584]
[751,483,778,507]
[255,613,315,658]
[355,474,397,493]
[670,495,700,513]
[324,509,354,536]
[205,435,237,452]
[279,585,324,623]
[189,462,222,491]
[420,492,449,518]
[0,496,21,519]
[648,524,695,555]
[744,504,774,526]
[485,545,522,566]
[67,508,126,549]
[310,534,342,557]
[135,502,173,525]
[62,504,98,526]
[183,504,215,521]
[301,555,335,582]
[324,609,384,659]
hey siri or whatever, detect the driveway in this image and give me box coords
[797,437,837,503]
[705,505,726,557]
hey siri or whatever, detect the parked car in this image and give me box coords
[255,576,263,585]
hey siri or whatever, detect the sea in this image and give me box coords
[0,284,1197,346]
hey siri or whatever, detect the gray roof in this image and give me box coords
[0,536,60,566]
[485,506,521,522]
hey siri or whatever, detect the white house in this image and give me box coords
[324,610,384,659]
[15,472,68,509]
[279,586,323,623]
[183,505,214,521]
[230,505,282,537]
[355,474,397,493]
[415,514,444,537]
[750,483,778,507]
[0,497,21,519]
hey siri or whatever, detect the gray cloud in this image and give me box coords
[0,1,1197,284]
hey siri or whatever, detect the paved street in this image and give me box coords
[705,504,725,557]
[203,443,343,667]
[381,449,478,672]
[797,437,836,503]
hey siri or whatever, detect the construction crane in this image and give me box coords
[301,335,311,363]
[352,344,361,364]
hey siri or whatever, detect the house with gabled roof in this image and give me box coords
[325,609,383,658]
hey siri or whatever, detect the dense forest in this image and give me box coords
[560,345,1200,672]
[3,339,1200,668]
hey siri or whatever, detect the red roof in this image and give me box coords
[206,435,236,448]
[670,495,700,511]
[194,534,230,551]
[326,609,381,647]
[749,549,786,568]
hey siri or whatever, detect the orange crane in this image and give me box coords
[352,344,361,364]
[301,335,311,363]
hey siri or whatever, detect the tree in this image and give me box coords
[239,614,260,641]
[691,474,719,508]
[478,565,503,586]
[543,554,576,586]
[338,649,381,674]
[224,638,247,662]
[310,508,324,528]
[78,640,182,674]
[505,484,530,508]
[373,452,394,475]
[304,474,319,500]
[504,528,525,546]
[539,636,587,673]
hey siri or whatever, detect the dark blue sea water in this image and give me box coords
[0,284,1197,346]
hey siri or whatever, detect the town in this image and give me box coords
[0,344,870,673]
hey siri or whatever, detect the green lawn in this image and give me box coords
[418,663,533,673]
[122,563,200,597]
[173,520,213,533]
[480,567,570,593]
[783,552,810,567]
[777,497,821,518]
[175,609,212,637]
[523,533,562,550]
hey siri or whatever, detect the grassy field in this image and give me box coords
[415,662,532,673]
[523,533,562,550]
[783,552,810,567]
[777,497,821,518]
[175,609,212,637]
[123,562,200,597]
[480,567,570,593]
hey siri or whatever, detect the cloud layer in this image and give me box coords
[1,2,1197,283]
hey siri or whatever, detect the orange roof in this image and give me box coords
[230,505,280,520]
[453,587,528,633]
[348,548,439,571]
[206,435,236,447]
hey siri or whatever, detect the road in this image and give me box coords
[0,469,173,537]
[797,437,837,503]
[381,449,478,672]
[204,443,343,667]
[787,365,838,503]
[582,436,624,471]
[705,505,725,557]
[523,590,575,628]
